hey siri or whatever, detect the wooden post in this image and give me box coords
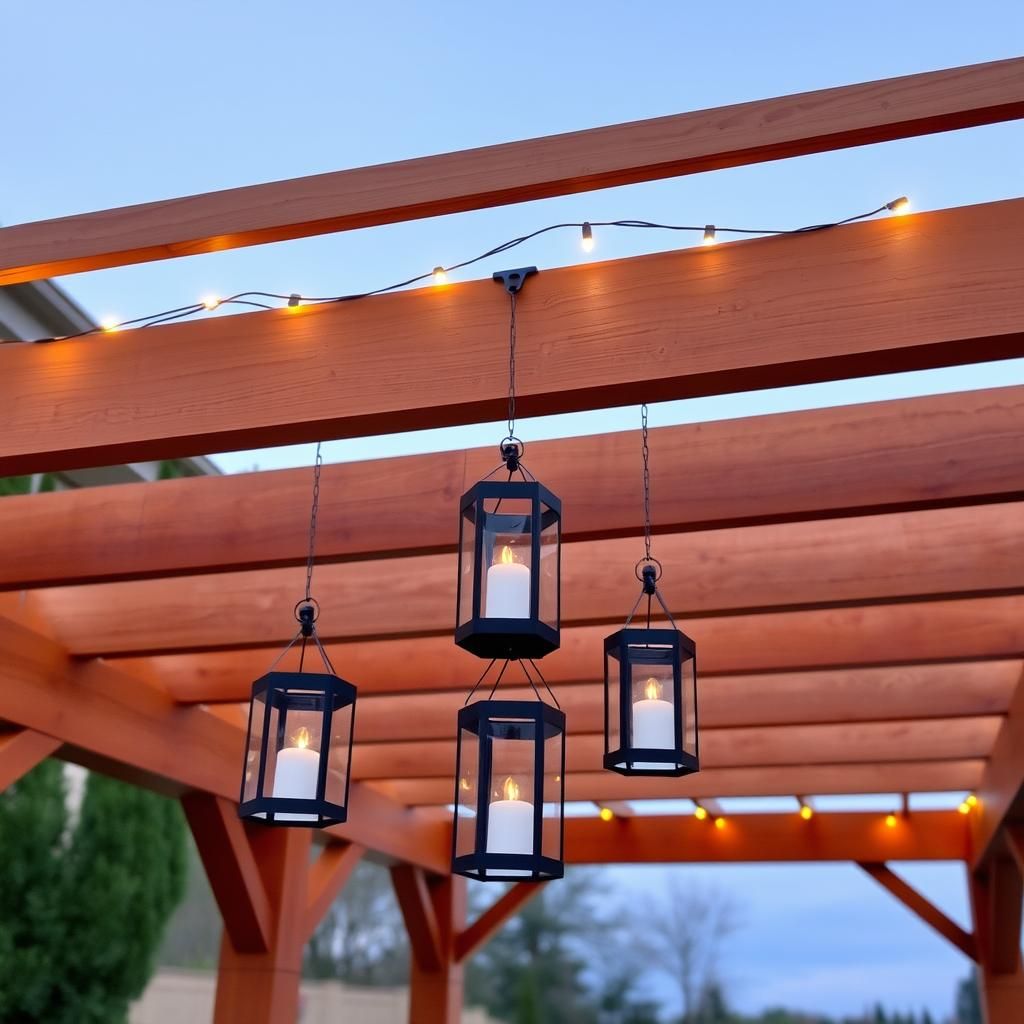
[183,793,363,1024]
[392,866,467,1024]
[970,842,1024,1024]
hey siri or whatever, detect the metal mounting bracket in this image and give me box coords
[492,267,538,295]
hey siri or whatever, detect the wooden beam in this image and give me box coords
[181,792,272,954]
[565,810,968,863]
[0,727,61,791]
[4,58,1023,287]
[391,865,445,972]
[4,384,1022,589]
[973,666,1024,867]
[0,613,449,873]
[858,861,978,960]
[349,717,999,782]
[123,595,1024,701]
[304,841,365,942]
[6,198,1024,475]
[970,865,1024,1024]
[379,761,984,807]
[32,502,1024,656]
[454,883,543,963]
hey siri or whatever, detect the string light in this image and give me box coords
[201,295,221,311]
[599,806,614,822]
[966,794,978,807]
[694,804,709,821]
[714,816,726,830]
[799,803,814,821]
[885,813,898,829]
[27,197,909,344]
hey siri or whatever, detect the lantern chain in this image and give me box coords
[641,402,652,563]
[506,290,517,443]
[304,441,323,606]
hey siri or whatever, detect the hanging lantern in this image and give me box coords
[603,404,699,777]
[452,664,565,881]
[239,445,358,827]
[455,442,562,659]
[455,268,561,661]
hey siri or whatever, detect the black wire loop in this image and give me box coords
[634,557,663,583]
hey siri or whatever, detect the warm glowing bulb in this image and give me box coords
[100,316,120,333]
[502,776,520,801]
[292,726,312,750]
[599,807,614,822]
[201,295,220,311]
[886,196,910,215]
[702,224,717,246]
[966,794,978,807]
[885,813,898,829]
[432,266,448,284]
[714,816,726,830]
[800,804,814,821]
[958,801,971,815]
[694,805,708,821]
[581,222,594,252]
[643,677,662,701]
[497,544,517,566]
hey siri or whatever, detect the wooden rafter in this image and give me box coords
[29,502,1024,656]
[3,58,1023,286]
[379,761,984,807]
[454,883,543,963]
[304,841,365,942]
[2,384,1021,589]
[5,199,1024,475]
[858,862,978,961]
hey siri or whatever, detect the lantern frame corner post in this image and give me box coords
[239,667,357,828]
[452,698,565,882]
[603,624,699,778]
[454,478,561,661]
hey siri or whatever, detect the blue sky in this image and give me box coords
[4,1,1023,1017]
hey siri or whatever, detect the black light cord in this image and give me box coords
[26,199,908,344]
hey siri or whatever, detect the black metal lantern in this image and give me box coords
[455,444,561,660]
[452,685,565,881]
[604,565,698,777]
[603,403,699,777]
[239,604,357,827]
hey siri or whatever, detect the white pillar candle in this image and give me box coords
[485,546,531,618]
[630,677,675,769]
[486,776,534,875]
[272,727,320,822]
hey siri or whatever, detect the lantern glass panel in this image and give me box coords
[242,688,266,804]
[541,724,564,861]
[627,645,675,771]
[480,497,533,621]
[324,701,354,806]
[539,500,559,629]
[458,501,477,629]
[455,724,480,859]
[682,653,697,757]
[485,716,536,863]
[269,688,324,822]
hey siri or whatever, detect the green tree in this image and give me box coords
[954,973,981,1024]
[0,763,187,1023]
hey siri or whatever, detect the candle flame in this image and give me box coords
[293,726,312,750]
[643,677,662,701]
[499,544,516,565]
[502,776,520,801]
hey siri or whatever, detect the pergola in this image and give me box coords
[1,56,1023,1024]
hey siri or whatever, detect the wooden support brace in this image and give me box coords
[454,883,544,963]
[0,727,61,792]
[303,840,365,943]
[969,863,1024,1024]
[858,862,978,961]
[391,866,467,1024]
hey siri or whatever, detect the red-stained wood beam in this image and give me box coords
[454,883,544,963]
[970,864,1024,1024]
[5,199,1024,475]
[390,865,445,972]
[378,761,985,808]
[0,613,449,873]
[30,502,1024,656]
[303,841,365,943]
[3,385,1022,589]
[973,666,1024,868]
[0,728,61,792]
[565,810,968,863]
[858,861,978,961]
[4,58,1023,287]
[181,792,272,954]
